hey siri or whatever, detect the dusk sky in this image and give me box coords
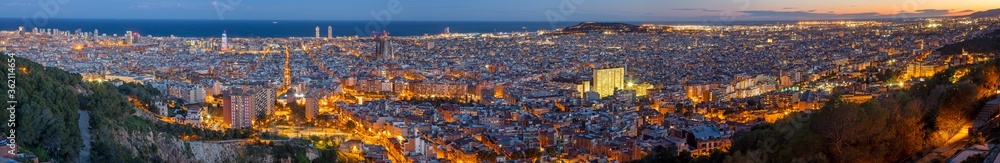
[1,0,998,21]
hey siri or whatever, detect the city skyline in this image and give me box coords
[4,1,1000,162]
[0,0,998,21]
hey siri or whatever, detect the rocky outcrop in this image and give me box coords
[107,128,244,163]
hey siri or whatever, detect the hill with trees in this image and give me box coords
[0,55,331,162]
[967,8,1000,19]
[633,30,1000,163]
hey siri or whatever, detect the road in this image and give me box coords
[77,110,92,163]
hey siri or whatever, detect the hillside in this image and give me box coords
[968,9,1000,19]
[0,55,325,162]
[633,29,1000,163]
[562,22,640,33]
[550,22,672,35]
[937,29,1000,55]
[0,54,84,162]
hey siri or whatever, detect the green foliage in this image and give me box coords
[313,148,340,163]
[23,146,49,162]
[719,59,1000,162]
[937,29,1000,55]
[345,121,357,131]
[116,82,161,111]
[0,56,82,162]
[243,141,314,162]
[0,55,332,162]
[84,82,137,130]
[476,150,498,162]
[509,148,542,159]
[629,146,694,163]
[289,102,307,121]
[634,35,1000,162]
[727,112,826,163]
[206,102,224,121]
[874,70,902,84]
[91,141,145,163]
[963,153,987,163]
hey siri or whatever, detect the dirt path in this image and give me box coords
[78,110,92,163]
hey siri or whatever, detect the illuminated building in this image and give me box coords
[625,82,653,97]
[223,89,254,129]
[615,90,636,103]
[315,26,320,38]
[375,31,395,60]
[327,26,333,38]
[904,63,946,79]
[304,95,319,121]
[840,94,873,104]
[576,81,591,95]
[221,30,229,52]
[222,86,275,129]
[125,31,134,45]
[593,67,625,98]
[685,84,718,103]
[167,84,206,104]
[684,125,732,156]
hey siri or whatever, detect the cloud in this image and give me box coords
[949,9,976,14]
[896,9,950,18]
[739,10,820,17]
[129,5,151,9]
[782,7,797,10]
[913,9,949,14]
[671,8,722,12]
[733,9,953,20]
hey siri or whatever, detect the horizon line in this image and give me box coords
[0,16,961,23]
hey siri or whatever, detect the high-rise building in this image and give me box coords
[223,89,254,129]
[125,31,134,45]
[593,67,625,98]
[94,29,99,37]
[375,31,395,60]
[315,26,320,38]
[304,93,319,121]
[189,85,207,104]
[17,26,23,33]
[327,26,333,38]
[222,85,276,129]
[221,30,229,52]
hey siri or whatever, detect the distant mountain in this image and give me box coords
[967,8,1000,18]
[562,22,640,32]
[552,22,671,35]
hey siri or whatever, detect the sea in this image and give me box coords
[0,18,796,38]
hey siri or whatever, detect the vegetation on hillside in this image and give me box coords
[938,29,1000,55]
[0,55,324,162]
[634,30,1000,163]
[0,55,84,162]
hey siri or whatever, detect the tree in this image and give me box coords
[345,121,357,131]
